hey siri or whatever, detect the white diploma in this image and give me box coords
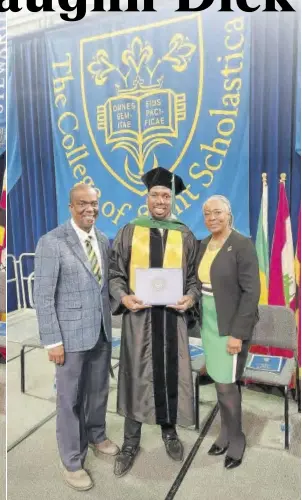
[135,268,183,306]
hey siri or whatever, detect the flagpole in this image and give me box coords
[262,172,267,186]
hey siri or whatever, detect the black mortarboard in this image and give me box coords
[141,167,186,195]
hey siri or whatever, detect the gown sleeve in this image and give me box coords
[109,224,133,315]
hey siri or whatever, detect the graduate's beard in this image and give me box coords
[149,210,173,221]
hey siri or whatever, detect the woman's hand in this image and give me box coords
[227,336,242,355]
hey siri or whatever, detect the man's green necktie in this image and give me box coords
[85,237,102,284]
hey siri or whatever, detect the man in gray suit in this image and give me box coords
[34,184,119,491]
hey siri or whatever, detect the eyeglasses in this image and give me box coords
[76,201,99,208]
[203,210,226,218]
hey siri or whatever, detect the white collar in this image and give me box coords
[71,219,96,243]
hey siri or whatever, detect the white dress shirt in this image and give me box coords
[70,218,102,267]
[45,219,102,350]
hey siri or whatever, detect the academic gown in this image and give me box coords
[109,222,200,427]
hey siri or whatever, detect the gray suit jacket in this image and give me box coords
[197,230,260,341]
[34,220,112,352]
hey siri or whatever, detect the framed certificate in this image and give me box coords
[135,268,183,306]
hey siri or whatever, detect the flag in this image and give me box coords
[255,173,269,304]
[268,174,295,359]
[268,174,296,311]
[295,210,301,369]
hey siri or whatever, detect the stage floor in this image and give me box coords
[6,311,301,500]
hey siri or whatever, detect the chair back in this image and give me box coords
[251,305,297,354]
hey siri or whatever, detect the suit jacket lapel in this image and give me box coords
[196,235,211,278]
[212,230,235,260]
[64,221,99,283]
[197,231,235,277]
[96,230,106,288]
[198,235,211,259]
[207,230,235,278]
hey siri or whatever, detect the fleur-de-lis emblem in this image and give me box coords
[122,37,153,74]
[227,246,232,252]
[86,31,197,188]
[87,50,115,85]
[162,34,196,72]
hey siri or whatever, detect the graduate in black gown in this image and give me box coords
[109,167,200,477]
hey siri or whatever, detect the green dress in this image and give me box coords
[198,247,238,384]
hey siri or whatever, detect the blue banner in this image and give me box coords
[46,11,250,239]
[0,14,6,156]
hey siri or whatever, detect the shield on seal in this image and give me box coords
[80,14,203,196]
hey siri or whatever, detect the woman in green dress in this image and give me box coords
[197,195,260,469]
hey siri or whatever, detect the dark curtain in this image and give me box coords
[7,13,301,311]
[249,12,301,249]
[7,37,57,311]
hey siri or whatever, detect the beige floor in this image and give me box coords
[6,339,301,500]
[6,308,301,500]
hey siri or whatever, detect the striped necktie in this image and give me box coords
[85,236,102,284]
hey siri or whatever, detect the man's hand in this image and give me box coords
[166,295,194,312]
[122,295,151,313]
[227,336,242,355]
[48,345,65,365]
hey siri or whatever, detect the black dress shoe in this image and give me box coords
[114,444,140,477]
[224,455,243,469]
[207,443,228,456]
[162,434,184,461]
[224,444,246,470]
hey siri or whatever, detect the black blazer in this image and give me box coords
[197,230,260,341]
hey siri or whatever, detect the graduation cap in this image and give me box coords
[141,167,186,195]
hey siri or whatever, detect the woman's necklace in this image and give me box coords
[208,229,232,250]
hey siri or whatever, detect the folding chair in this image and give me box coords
[187,318,206,431]
[191,354,206,431]
[243,305,298,449]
